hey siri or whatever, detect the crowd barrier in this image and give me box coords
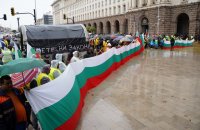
[25,40,144,130]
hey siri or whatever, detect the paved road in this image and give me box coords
[77,45,200,130]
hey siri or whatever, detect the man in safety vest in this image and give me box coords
[2,48,13,64]
[49,60,61,80]
[102,40,108,52]
[94,37,99,48]
[36,65,52,86]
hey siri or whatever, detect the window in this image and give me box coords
[136,0,138,7]
[123,5,126,12]
[113,7,116,15]
[109,8,111,15]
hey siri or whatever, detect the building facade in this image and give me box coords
[36,14,53,25]
[52,0,200,35]
[44,15,53,24]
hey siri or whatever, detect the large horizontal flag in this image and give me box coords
[162,39,194,49]
[25,40,144,130]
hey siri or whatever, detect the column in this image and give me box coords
[157,0,161,4]
[132,0,136,8]
[97,25,101,34]
[103,24,106,35]
[129,0,132,8]
[111,23,115,34]
[147,0,152,6]
[138,0,144,8]
[120,24,124,34]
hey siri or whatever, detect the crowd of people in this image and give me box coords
[0,33,135,130]
[142,34,195,50]
[0,35,17,65]
[0,32,198,130]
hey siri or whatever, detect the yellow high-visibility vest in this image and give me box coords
[36,73,52,86]
[2,49,13,64]
[48,68,61,80]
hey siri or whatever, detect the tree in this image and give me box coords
[90,26,96,33]
[86,26,91,33]
[86,26,96,33]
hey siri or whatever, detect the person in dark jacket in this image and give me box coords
[0,75,28,130]
[170,36,175,51]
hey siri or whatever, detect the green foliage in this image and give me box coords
[86,26,91,32]
[86,26,96,33]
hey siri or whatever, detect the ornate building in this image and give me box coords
[52,0,200,35]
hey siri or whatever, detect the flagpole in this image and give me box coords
[35,0,37,24]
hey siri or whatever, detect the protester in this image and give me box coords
[36,65,52,86]
[55,53,63,62]
[66,50,74,65]
[70,51,81,63]
[170,35,175,51]
[102,40,108,52]
[50,60,61,79]
[35,49,41,59]
[106,43,112,51]
[2,48,13,64]
[0,75,29,130]
[43,55,50,64]
[58,61,67,73]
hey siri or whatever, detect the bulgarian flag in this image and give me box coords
[14,42,22,59]
[140,33,145,46]
[25,41,144,130]
[162,39,194,49]
[27,43,36,58]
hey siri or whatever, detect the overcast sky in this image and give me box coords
[0,0,53,30]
